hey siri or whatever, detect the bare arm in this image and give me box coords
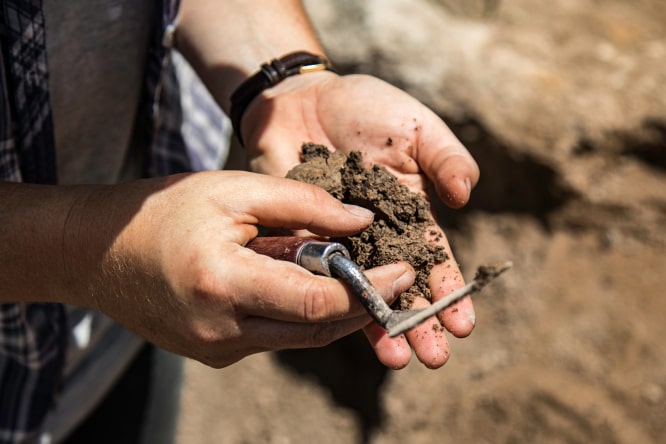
[175,0,325,113]
[0,182,85,304]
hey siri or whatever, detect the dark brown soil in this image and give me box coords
[286,143,448,308]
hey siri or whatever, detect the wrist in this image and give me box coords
[229,51,336,147]
[174,0,327,112]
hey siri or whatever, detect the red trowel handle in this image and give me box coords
[245,236,351,276]
[245,236,315,263]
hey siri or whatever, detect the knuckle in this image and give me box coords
[304,185,332,210]
[301,280,337,322]
[188,274,221,307]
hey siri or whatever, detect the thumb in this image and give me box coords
[417,110,480,208]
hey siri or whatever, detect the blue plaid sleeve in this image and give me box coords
[0,1,68,442]
[0,304,67,444]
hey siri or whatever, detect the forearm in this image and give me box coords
[0,182,86,303]
[0,180,147,309]
[175,0,325,113]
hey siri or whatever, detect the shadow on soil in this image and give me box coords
[440,118,576,228]
[275,332,388,443]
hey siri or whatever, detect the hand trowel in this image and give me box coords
[246,236,511,337]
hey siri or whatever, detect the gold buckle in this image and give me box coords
[299,63,328,74]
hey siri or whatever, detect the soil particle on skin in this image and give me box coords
[287,143,448,308]
[472,262,513,291]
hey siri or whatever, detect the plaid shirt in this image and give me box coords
[0,0,231,441]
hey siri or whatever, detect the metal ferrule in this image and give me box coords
[298,241,350,276]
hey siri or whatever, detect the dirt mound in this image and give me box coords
[286,143,447,307]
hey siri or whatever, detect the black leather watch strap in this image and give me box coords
[229,51,335,147]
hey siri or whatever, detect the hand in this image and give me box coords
[240,72,480,369]
[63,171,416,368]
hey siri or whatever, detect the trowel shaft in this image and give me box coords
[245,236,395,327]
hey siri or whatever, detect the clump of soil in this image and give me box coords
[286,143,448,308]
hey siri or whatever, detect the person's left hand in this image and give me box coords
[239,71,480,369]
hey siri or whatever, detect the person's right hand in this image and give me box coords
[62,171,415,368]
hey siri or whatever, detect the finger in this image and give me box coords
[236,261,415,352]
[239,312,375,352]
[416,109,480,208]
[226,173,375,237]
[362,322,412,369]
[404,296,451,369]
[425,226,476,338]
[231,248,416,323]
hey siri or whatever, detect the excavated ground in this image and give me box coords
[177,1,666,443]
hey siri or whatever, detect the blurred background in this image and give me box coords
[176,1,666,442]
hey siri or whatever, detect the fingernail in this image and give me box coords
[466,308,476,326]
[465,177,472,195]
[392,265,415,295]
[343,204,375,220]
[395,270,414,290]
